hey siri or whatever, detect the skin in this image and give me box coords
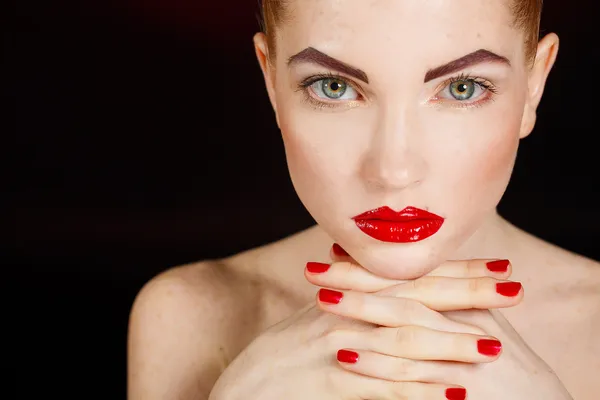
[262,0,541,280]
[127,0,600,399]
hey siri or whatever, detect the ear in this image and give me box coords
[520,33,559,138]
[253,32,280,128]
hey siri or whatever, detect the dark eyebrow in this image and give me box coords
[287,47,369,84]
[287,47,509,85]
[424,49,510,82]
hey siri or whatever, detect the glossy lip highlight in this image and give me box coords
[352,206,444,243]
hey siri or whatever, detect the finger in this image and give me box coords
[331,242,512,280]
[385,276,523,311]
[336,348,453,384]
[316,289,484,334]
[355,375,467,400]
[333,369,467,400]
[426,258,512,279]
[309,244,512,293]
[330,242,355,262]
[306,260,402,292]
[362,325,502,362]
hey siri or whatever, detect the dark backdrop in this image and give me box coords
[8,1,599,398]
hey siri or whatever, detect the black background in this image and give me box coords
[8,1,599,398]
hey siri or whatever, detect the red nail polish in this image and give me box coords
[478,339,502,356]
[306,262,330,273]
[319,289,343,304]
[332,243,349,256]
[496,282,522,297]
[446,388,467,400]
[337,349,359,363]
[486,259,509,272]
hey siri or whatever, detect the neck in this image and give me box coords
[450,209,516,261]
[428,210,542,291]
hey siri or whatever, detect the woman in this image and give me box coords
[127,0,599,399]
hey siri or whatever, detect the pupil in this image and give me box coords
[322,78,346,98]
[458,83,467,93]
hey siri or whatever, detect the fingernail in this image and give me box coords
[332,243,349,256]
[446,388,467,400]
[486,259,509,272]
[477,339,502,356]
[306,262,330,273]
[496,281,522,297]
[337,349,359,363]
[319,288,343,304]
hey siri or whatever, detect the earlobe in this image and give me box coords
[253,32,280,127]
[519,103,537,139]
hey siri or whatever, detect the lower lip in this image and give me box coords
[353,218,443,243]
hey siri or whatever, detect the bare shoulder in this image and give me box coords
[556,250,600,327]
[539,240,600,302]
[511,224,600,300]
[501,227,600,398]
[544,248,600,398]
[508,225,600,340]
[526,234,600,314]
[127,257,265,400]
[127,227,327,399]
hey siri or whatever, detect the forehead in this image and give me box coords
[279,0,524,75]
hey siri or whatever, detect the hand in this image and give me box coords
[209,255,521,400]
[305,245,573,400]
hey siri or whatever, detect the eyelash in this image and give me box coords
[295,72,499,110]
[296,72,362,110]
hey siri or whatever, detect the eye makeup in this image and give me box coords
[430,72,499,109]
[294,71,500,111]
[295,72,365,111]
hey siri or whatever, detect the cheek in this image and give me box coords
[279,114,327,186]
[277,105,350,209]
[278,78,525,230]
[437,112,522,218]
[473,129,519,185]
[281,131,329,193]
[276,87,371,207]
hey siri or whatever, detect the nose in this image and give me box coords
[361,105,428,191]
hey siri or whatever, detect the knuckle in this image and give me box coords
[466,259,480,276]
[426,275,445,288]
[333,260,358,276]
[405,277,420,291]
[468,277,484,293]
[392,298,414,323]
[394,325,419,346]
[397,297,428,318]
[354,293,369,316]
[412,276,431,290]
[392,358,417,380]
[319,328,352,348]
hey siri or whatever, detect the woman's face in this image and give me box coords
[256,0,557,279]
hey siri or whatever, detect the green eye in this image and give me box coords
[302,75,359,105]
[320,78,347,99]
[449,80,476,100]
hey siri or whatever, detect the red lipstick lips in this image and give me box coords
[352,206,444,243]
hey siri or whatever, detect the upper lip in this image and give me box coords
[352,206,443,222]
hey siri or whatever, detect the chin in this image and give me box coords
[329,221,475,280]
[350,241,447,280]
